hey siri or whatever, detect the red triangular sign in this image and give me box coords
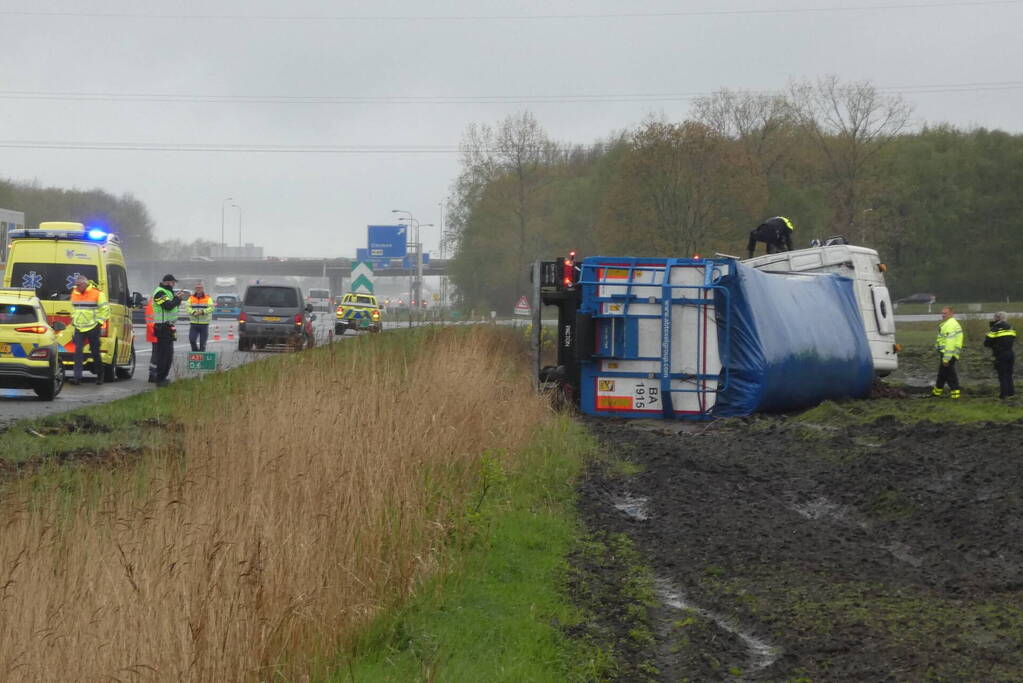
[514,296,531,315]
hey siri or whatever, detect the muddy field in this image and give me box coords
[574,412,1023,681]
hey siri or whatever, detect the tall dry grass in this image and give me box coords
[0,328,551,680]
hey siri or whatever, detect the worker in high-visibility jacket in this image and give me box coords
[747,216,795,258]
[187,283,213,352]
[933,306,964,399]
[151,274,184,387]
[983,311,1016,399]
[144,298,157,382]
[69,274,110,385]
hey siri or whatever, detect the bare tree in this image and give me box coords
[693,89,795,181]
[789,77,913,241]
[598,119,754,256]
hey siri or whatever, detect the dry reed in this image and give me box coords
[0,327,550,680]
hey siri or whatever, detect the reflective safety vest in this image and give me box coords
[70,284,110,332]
[188,294,213,324]
[935,317,963,362]
[776,216,795,232]
[151,285,180,324]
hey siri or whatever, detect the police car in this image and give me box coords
[335,293,383,335]
[0,288,64,400]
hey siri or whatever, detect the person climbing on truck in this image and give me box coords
[747,216,794,258]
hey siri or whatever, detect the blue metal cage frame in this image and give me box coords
[577,257,733,420]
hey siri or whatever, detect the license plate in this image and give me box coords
[263,316,281,322]
[0,343,10,354]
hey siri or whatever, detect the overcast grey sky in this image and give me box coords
[2,0,1021,257]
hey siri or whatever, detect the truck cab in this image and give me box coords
[2,222,141,381]
[744,244,898,375]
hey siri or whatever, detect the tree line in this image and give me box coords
[446,77,1023,312]
[0,178,157,260]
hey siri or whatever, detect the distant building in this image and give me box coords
[209,243,264,259]
[0,208,26,263]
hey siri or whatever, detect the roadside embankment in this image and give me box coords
[0,327,597,680]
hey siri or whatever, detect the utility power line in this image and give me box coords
[1,1,1021,21]
[1,81,1022,106]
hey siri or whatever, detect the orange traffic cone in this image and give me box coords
[227,326,235,341]
[212,325,221,342]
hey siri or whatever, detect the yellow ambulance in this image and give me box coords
[2,222,140,381]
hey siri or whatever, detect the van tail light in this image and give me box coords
[15,325,48,334]
[239,312,247,323]
[29,348,51,359]
[295,314,303,325]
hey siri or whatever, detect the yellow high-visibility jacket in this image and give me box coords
[935,317,963,362]
[70,284,110,332]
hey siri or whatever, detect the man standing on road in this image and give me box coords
[984,311,1016,399]
[933,306,964,399]
[747,216,795,258]
[187,283,213,352]
[69,274,110,385]
[151,274,184,387]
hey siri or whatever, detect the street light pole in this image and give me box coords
[220,196,233,254]
[391,209,414,326]
[235,204,242,250]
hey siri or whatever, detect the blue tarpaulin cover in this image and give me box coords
[712,263,873,416]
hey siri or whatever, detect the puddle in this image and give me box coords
[613,495,650,521]
[657,578,781,677]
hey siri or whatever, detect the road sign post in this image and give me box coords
[188,352,218,372]
[351,261,375,294]
[514,295,532,317]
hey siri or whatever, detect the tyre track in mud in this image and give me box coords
[573,414,1023,681]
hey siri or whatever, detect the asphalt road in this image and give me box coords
[0,318,340,428]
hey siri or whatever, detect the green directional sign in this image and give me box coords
[351,261,375,294]
[188,352,218,371]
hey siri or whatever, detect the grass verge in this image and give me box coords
[334,418,616,682]
[0,326,603,680]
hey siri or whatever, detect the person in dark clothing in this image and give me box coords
[747,216,795,258]
[983,311,1016,399]
[151,274,185,387]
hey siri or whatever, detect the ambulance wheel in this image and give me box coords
[116,345,136,379]
[104,343,118,382]
[35,361,65,401]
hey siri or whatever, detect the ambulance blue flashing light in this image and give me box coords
[87,228,109,241]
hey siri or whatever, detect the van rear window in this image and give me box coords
[8,263,100,301]
[244,287,298,308]
[308,289,330,298]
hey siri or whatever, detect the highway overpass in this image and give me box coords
[129,257,450,295]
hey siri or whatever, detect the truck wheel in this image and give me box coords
[34,361,65,401]
[116,344,136,379]
[334,324,345,336]
[238,338,251,351]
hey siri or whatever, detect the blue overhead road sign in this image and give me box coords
[367,225,408,258]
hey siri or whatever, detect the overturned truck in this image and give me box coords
[534,255,878,419]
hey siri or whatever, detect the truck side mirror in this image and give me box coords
[131,291,144,308]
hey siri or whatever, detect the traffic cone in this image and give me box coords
[227,325,235,341]
[213,325,221,342]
